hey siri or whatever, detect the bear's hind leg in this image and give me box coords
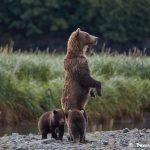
[68,129,73,141]
[58,125,64,140]
[79,131,86,143]
[42,132,47,139]
[51,131,57,140]
[83,110,88,128]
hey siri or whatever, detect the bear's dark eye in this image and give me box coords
[86,34,89,38]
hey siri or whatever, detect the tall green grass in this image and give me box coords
[88,53,150,121]
[0,49,150,124]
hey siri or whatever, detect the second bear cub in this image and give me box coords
[66,109,87,143]
[38,109,65,140]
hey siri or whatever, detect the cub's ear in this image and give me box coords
[53,110,57,115]
[76,28,80,32]
[68,109,72,113]
[80,110,84,114]
[75,28,80,36]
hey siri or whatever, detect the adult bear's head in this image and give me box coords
[67,28,98,57]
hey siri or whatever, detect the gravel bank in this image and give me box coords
[0,128,150,150]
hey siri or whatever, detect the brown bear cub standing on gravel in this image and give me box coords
[38,109,65,140]
[66,109,87,143]
[61,28,101,120]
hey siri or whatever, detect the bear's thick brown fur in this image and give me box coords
[38,109,65,140]
[61,28,101,115]
[66,109,87,143]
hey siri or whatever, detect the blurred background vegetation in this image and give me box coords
[1,0,150,52]
[0,48,150,125]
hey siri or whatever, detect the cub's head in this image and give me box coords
[67,28,98,57]
[67,109,85,119]
[52,109,65,126]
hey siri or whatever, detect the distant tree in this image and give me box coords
[0,0,150,43]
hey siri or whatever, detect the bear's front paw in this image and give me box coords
[89,89,95,97]
[96,88,101,97]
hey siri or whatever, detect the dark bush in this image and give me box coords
[0,0,150,43]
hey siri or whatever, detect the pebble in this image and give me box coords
[102,140,108,145]
[122,128,130,133]
[12,133,19,136]
[16,148,25,150]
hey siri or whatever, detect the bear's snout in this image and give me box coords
[89,35,99,45]
[94,36,99,45]
[59,118,65,125]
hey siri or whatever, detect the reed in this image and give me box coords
[0,48,150,124]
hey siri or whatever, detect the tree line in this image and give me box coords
[0,0,150,44]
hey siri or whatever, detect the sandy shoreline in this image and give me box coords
[0,128,150,150]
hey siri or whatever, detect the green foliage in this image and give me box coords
[87,53,150,118]
[0,50,150,122]
[0,52,64,118]
[1,0,150,42]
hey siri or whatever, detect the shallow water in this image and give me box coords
[0,113,150,137]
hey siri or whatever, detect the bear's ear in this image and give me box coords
[80,110,84,114]
[75,28,80,36]
[53,110,57,115]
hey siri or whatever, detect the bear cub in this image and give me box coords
[38,109,65,140]
[66,109,87,143]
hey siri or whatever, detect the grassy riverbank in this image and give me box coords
[0,48,150,124]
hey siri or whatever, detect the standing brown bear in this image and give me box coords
[38,109,65,140]
[61,28,101,119]
[66,109,87,143]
